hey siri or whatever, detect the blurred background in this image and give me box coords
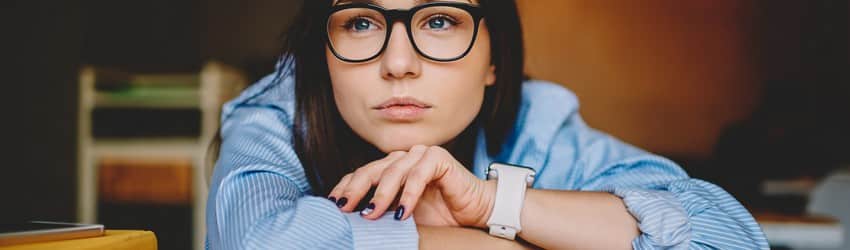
[4,0,848,249]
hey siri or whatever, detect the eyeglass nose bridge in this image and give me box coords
[383,9,413,25]
[378,9,422,62]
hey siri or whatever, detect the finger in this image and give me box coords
[327,173,352,203]
[338,151,406,212]
[361,145,428,219]
[397,146,454,220]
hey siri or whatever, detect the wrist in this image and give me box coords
[474,179,498,229]
[480,163,536,240]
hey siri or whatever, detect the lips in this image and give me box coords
[373,97,433,110]
[373,97,432,122]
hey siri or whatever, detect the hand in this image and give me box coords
[329,145,496,228]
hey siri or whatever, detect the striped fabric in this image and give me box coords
[206,65,769,249]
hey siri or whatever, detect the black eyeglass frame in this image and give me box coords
[326,2,484,63]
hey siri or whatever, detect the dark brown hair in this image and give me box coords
[210,0,525,196]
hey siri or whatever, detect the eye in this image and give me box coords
[344,17,378,32]
[353,19,371,30]
[426,15,456,30]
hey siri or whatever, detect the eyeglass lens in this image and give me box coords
[327,5,476,61]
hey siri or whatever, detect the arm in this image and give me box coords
[465,179,637,249]
[208,106,418,249]
[573,130,768,249]
[467,105,768,249]
[500,115,769,249]
[475,151,768,249]
[418,226,537,250]
[519,188,639,249]
[215,170,418,249]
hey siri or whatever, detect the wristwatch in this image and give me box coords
[485,162,536,240]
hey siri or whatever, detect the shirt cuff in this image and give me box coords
[612,188,691,249]
[344,212,419,250]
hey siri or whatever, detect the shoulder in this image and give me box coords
[219,69,296,131]
[515,79,650,159]
[212,67,311,193]
[521,79,580,109]
[513,79,581,150]
[509,80,686,189]
[519,79,581,127]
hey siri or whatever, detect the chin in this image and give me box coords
[370,130,447,153]
[372,136,425,153]
[373,142,415,153]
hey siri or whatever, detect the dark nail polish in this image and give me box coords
[328,196,337,203]
[360,203,375,216]
[394,205,405,220]
[336,197,348,208]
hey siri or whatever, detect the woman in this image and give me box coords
[206,0,768,249]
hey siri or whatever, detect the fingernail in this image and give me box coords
[328,196,337,203]
[394,205,405,220]
[360,203,375,216]
[336,197,348,208]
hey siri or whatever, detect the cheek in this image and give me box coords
[327,48,370,104]
[430,27,492,123]
[428,78,487,139]
[326,48,374,127]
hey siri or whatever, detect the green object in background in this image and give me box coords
[95,85,200,108]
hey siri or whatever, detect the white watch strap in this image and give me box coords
[486,163,534,240]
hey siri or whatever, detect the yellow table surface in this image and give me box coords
[0,230,157,250]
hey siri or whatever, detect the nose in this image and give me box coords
[380,22,421,80]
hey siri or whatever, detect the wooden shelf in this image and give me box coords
[98,157,193,205]
[93,93,200,109]
[77,62,248,250]
[91,138,200,158]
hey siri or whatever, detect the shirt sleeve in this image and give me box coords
[562,118,769,249]
[208,105,418,250]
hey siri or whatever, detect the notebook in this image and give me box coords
[0,221,104,246]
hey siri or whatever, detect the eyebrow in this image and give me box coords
[333,0,473,6]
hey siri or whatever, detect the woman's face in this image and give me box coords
[327,0,495,153]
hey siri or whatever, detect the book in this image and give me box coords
[0,221,104,246]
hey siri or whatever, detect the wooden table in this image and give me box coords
[0,230,157,250]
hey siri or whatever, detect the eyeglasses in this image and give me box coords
[326,2,484,63]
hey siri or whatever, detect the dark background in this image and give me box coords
[4,0,299,224]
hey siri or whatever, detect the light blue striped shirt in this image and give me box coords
[206,65,769,249]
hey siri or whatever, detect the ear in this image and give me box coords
[484,65,496,86]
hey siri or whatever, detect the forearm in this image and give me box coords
[418,225,537,250]
[518,188,639,249]
[472,180,638,249]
